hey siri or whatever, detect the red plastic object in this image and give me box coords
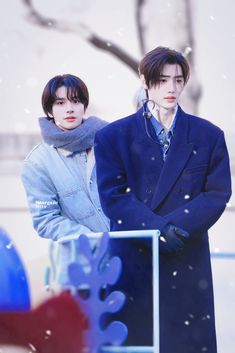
[0,292,87,353]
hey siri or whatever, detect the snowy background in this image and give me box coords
[0,1,234,352]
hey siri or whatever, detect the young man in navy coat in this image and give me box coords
[94,47,232,352]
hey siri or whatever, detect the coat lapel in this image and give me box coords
[135,110,164,162]
[150,107,194,210]
[134,108,164,178]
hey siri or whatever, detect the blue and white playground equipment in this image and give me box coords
[58,230,160,353]
[0,226,30,311]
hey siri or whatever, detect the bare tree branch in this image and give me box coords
[183,0,195,67]
[88,36,139,73]
[21,0,139,74]
[135,0,147,55]
[182,0,202,114]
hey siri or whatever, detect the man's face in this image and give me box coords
[142,64,185,110]
[52,86,85,130]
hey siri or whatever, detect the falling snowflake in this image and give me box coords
[28,343,37,352]
[6,241,13,249]
[184,46,192,56]
[198,279,208,290]
[24,108,31,114]
[117,27,125,37]
[221,74,227,80]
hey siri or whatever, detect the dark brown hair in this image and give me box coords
[42,74,89,117]
[139,46,190,88]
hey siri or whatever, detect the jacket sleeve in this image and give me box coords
[164,131,232,236]
[94,131,169,232]
[21,160,92,241]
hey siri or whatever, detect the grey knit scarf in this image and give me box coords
[39,116,108,153]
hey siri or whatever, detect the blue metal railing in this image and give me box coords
[211,252,235,259]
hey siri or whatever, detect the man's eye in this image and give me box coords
[176,79,184,84]
[72,99,80,104]
[55,101,63,105]
[160,79,167,83]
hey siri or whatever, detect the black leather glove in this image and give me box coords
[160,224,190,254]
[174,226,190,242]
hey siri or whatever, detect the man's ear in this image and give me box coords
[140,74,148,90]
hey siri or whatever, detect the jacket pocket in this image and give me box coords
[183,164,208,175]
[58,187,95,220]
[180,165,208,196]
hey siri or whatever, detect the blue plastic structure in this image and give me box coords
[68,232,127,352]
[0,227,30,311]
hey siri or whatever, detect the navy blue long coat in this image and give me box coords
[94,106,231,352]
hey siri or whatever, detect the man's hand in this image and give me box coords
[160,224,190,254]
[174,226,190,242]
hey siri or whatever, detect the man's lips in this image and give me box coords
[164,96,176,100]
[64,117,77,121]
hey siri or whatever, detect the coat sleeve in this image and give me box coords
[164,131,232,236]
[21,160,92,241]
[94,131,169,232]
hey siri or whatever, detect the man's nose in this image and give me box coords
[168,80,176,92]
[66,101,74,112]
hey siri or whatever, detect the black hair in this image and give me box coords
[139,46,190,88]
[42,74,89,117]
